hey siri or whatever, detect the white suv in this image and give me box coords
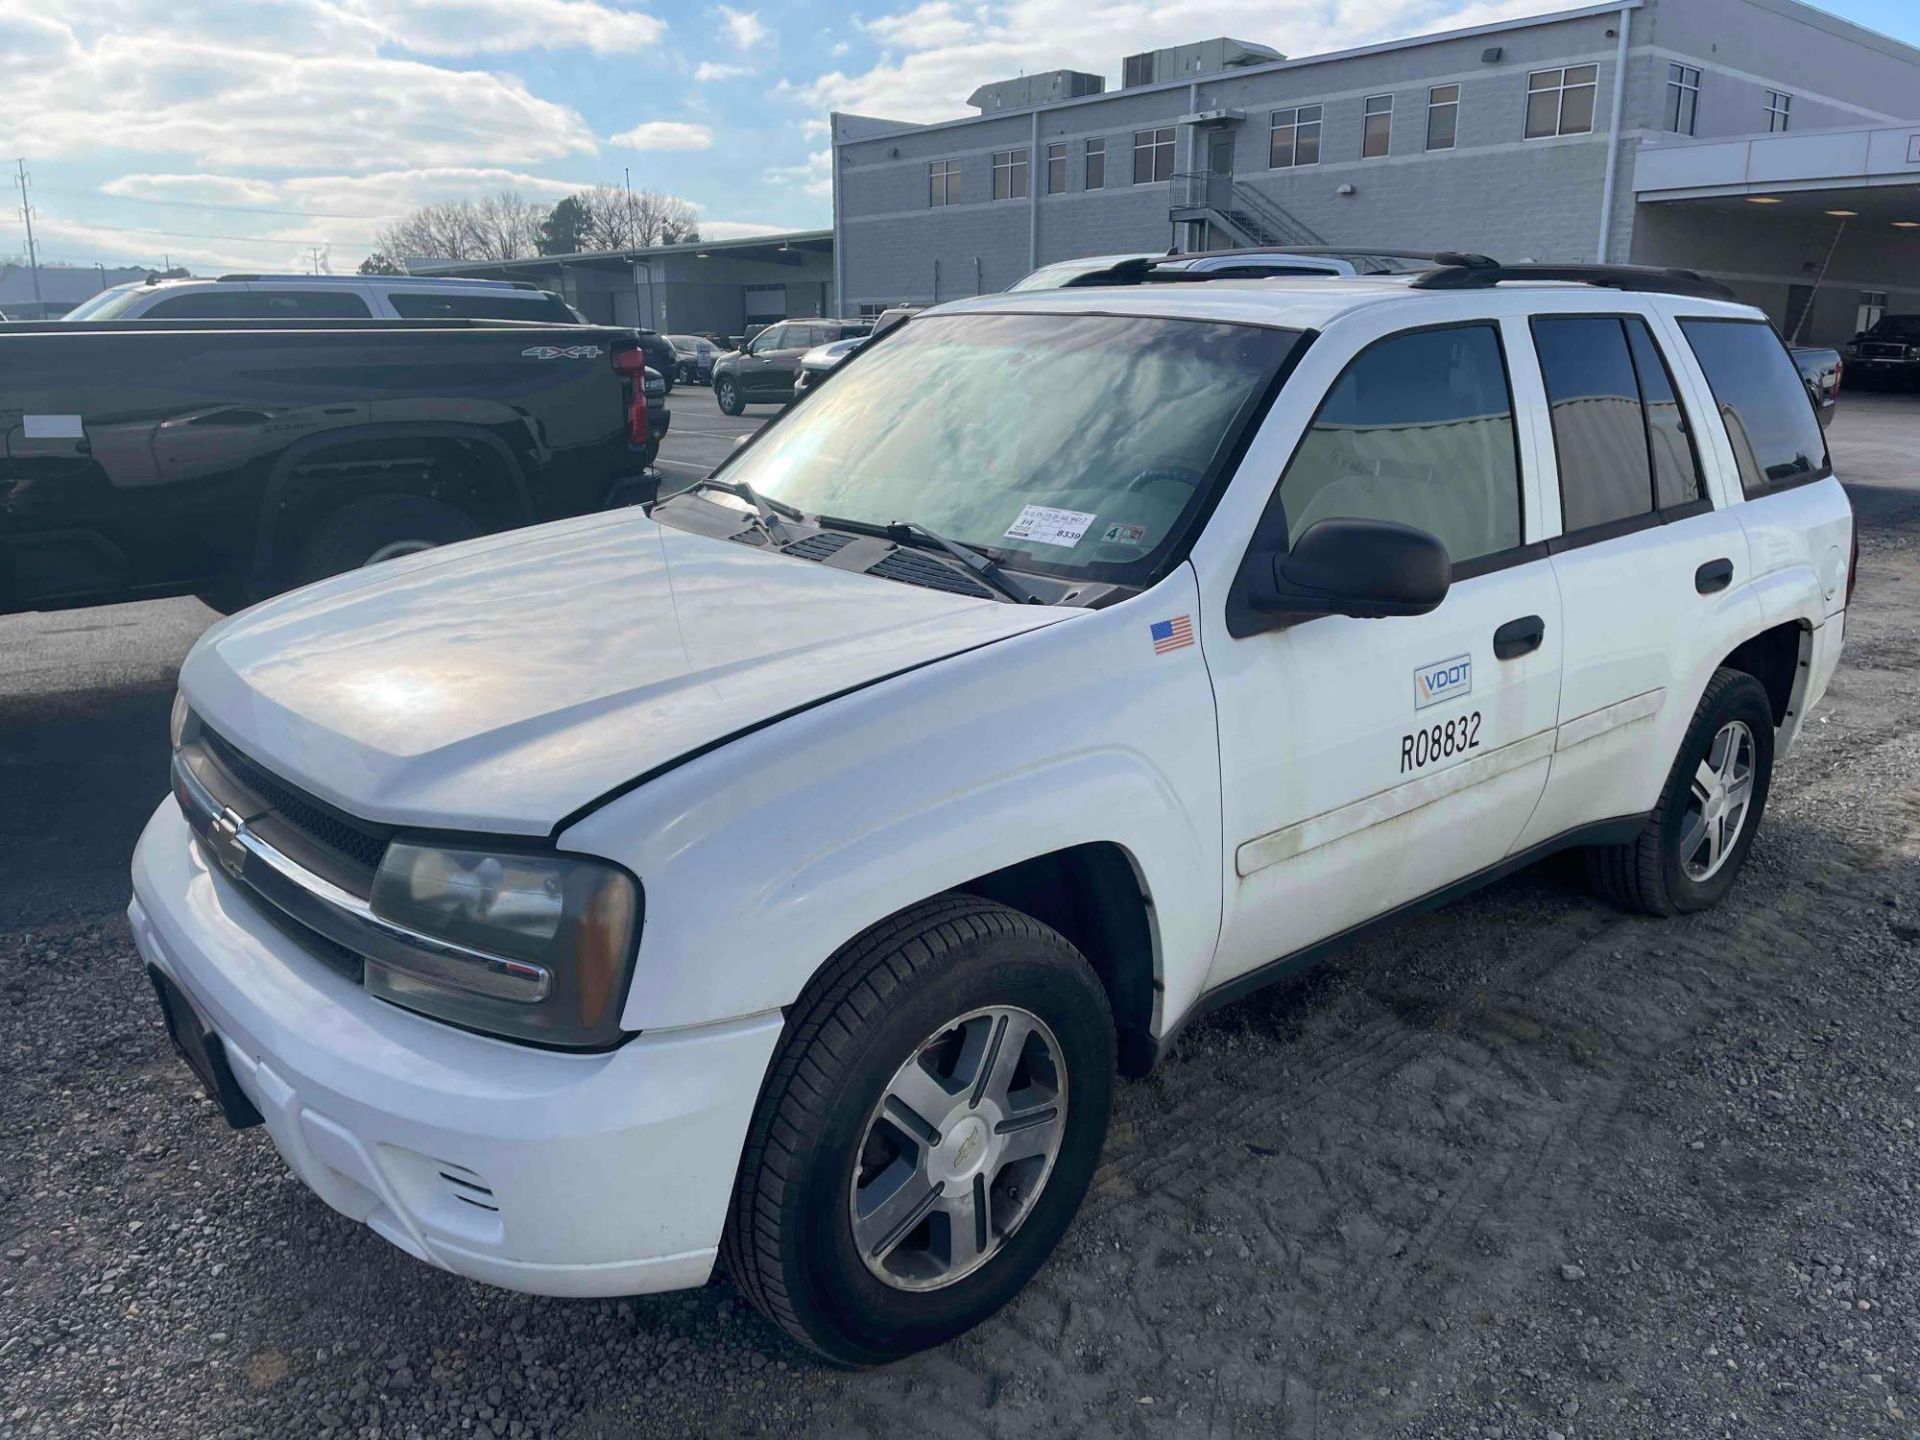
[131,261,1853,1365]
[64,274,581,323]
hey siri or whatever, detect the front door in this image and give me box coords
[1204,319,1564,987]
[1207,131,1235,176]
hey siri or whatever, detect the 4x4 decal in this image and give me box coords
[521,344,604,360]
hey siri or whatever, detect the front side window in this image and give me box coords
[707,312,1300,586]
[1085,137,1106,189]
[992,148,1030,200]
[1765,90,1791,132]
[1132,128,1175,184]
[1045,141,1067,194]
[928,159,959,207]
[1525,65,1597,138]
[1427,84,1459,150]
[388,292,572,321]
[1362,94,1393,158]
[1666,63,1701,135]
[1269,105,1323,168]
[1680,318,1830,496]
[1276,323,1521,567]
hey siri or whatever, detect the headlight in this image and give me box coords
[367,842,641,1048]
[170,692,193,750]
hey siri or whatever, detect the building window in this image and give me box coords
[1085,137,1105,190]
[1525,65,1597,138]
[1361,94,1393,158]
[1045,141,1067,194]
[1427,84,1459,150]
[1132,128,1175,184]
[1122,52,1154,88]
[928,159,959,207]
[1857,290,1888,332]
[991,148,1029,200]
[857,302,890,319]
[1268,105,1323,168]
[1766,90,1791,132]
[1665,63,1701,135]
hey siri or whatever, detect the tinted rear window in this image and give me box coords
[1679,318,1829,496]
[386,291,577,321]
[145,289,372,318]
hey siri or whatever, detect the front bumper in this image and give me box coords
[129,799,782,1298]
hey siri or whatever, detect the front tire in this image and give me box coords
[1585,667,1775,916]
[715,376,745,416]
[722,896,1115,1365]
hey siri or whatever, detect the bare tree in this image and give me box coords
[371,192,547,264]
[579,185,700,251]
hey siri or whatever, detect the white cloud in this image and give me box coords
[765,150,832,201]
[803,0,1546,123]
[338,0,666,55]
[699,218,804,239]
[694,60,752,81]
[609,121,715,151]
[718,5,769,48]
[0,21,599,170]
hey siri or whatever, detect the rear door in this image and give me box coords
[1512,306,1758,849]
[1203,316,1565,987]
[738,324,789,397]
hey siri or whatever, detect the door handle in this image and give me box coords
[1695,558,1734,594]
[1493,614,1545,660]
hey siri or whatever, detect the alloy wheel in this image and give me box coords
[1681,719,1755,881]
[849,1006,1068,1292]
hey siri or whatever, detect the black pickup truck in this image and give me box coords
[0,318,668,615]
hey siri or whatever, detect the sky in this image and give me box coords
[1,0,1915,275]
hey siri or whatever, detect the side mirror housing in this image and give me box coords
[1246,517,1451,624]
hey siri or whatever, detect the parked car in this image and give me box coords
[792,306,922,400]
[1009,247,1423,291]
[0,317,666,614]
[1842,313,1920,390]
[666,334,720,385]
[133,261,1850,1368]
[711,317,871,414]
[1789,344,1842,427]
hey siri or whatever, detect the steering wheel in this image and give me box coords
[1123,465,1205,494]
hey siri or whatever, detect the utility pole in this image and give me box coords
[14,159,42,314]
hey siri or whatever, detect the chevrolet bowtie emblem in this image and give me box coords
[209,808,248,880]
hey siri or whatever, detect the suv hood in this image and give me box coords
[180,509,1073,834]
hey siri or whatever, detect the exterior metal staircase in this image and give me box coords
[1169,172,1325,250]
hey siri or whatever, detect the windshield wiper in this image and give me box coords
[879,519,1044,605]
[683,477,798,546]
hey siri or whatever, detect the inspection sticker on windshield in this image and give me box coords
[1004,505,1096,549]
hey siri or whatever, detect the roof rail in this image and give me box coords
[1410,261,1735,301]
[210,273,540,291]
[1065,248,1497,288]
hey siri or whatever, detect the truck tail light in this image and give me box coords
[612,345,650,447]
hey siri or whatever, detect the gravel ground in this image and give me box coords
[2,403,1917,1439]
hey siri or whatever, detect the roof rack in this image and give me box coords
[1066,248,1496,288]
[1409,260,1735,300]
[212,273,541,290]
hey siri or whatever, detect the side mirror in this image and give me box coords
[1248,517,1451,621]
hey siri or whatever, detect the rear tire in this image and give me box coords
[1584,667,1775,916]
[288,495,480,589]
[715,377,745,416]
[722,895,1115,1366]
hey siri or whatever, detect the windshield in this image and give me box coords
[62,285,148,320]
[1864,315,1920,340]
[709,311,1299,586]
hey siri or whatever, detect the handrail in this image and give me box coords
[1168,172,1324,248]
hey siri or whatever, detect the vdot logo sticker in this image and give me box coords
[1414,654,1472,710]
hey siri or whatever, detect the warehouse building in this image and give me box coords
[410,230,835,341]
[829,0,1920,344]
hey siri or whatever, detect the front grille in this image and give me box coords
[194,726,393,897]
[1861,343,1910,360]
[868,548,995,599]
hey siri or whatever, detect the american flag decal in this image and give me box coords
[1150,615,1194,654]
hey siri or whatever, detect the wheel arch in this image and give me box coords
[1717,617,1811,728]
[251,422,535,577]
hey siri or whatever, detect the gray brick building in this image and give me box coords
[830,0,1920,344]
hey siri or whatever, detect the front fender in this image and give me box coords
[559,567,1225,1036]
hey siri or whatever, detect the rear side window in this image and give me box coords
[1679,318,1830,496]
[1533,316,1707,533]
[386,291,575,321]
[145,289,371,318]
[1277,323,1521,567]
